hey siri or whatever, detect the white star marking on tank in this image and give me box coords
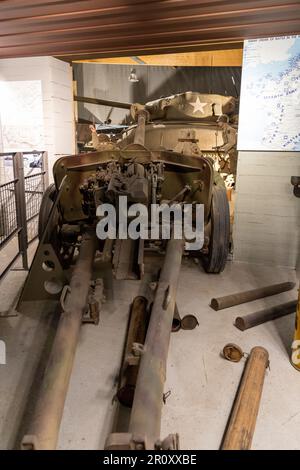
[190,97,208,114]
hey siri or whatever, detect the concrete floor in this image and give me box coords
[0,246,299,450]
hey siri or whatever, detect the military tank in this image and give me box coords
[120,91,235,154]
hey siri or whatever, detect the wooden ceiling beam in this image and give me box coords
[0,5,298,44]
[0,18,299,58]
[75,49,243,67]
[0,0,299,60]
[1,0,296,21]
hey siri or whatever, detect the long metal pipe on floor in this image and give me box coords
[21,230,97,450]
[128,235,184,449]
[235,300,297,331]
[221,346,269,450]
[210,281,295,311]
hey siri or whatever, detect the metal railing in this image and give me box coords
[0,151,48,280]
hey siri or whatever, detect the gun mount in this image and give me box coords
[18,94,231,450]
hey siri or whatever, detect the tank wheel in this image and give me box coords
[38,183,59,242]
[202,185,230,274]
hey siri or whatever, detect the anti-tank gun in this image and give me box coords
[17,92,231,451]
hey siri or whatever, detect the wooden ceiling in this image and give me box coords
[75,49,244,66]
[0,0,299,61]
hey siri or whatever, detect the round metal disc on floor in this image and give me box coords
[223,343,243,362]
[181,315,199,330]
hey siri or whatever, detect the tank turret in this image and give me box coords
[144,91,236,121]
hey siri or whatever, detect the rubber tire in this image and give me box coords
[38,183,58,241]
[202,185,230,274]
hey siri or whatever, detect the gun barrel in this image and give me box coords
[128,235,184,448]
[74,95,132,110]
[21,231,97,450]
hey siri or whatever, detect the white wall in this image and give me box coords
[0,56,75,181]
[234,36,300,269]
[233,151,300,268]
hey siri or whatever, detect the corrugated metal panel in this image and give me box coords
[0,0,299,60]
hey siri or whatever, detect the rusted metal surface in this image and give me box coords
[83,278,105,324]
[21,230,97,450]
[210,281,295,311]
[172,303,181,332]
[128,235,184,449]
[105,234,184,450]
[235,300,297,331]
[221,346,269,450]
[53,149,214,224]
[223,343,244,362]
[113,239,144,280]
[117,296,149,408]
[17,243,68,305]
[181,314,199,330]
[133,109,148,147]
[17,175,69,309]
[0,1,299,60]
[291,284,300,370]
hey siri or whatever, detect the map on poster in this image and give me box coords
[238,35,300,151]
[0,80,44,152]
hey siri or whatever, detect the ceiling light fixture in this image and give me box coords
[128,68,139,83]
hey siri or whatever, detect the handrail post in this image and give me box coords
[13,152,28,270]
[41,151,49,189]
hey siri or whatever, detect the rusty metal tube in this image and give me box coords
[211,281,295,311]
[21,231,97,450]
[133,110,147,146]
[221,346,269,450]
[117,296,149,408]
[129,236,184,448]
[235,300,297,331]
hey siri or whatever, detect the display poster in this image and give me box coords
[238,35,300,151]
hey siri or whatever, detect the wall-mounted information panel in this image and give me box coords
[238,35,300,152]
